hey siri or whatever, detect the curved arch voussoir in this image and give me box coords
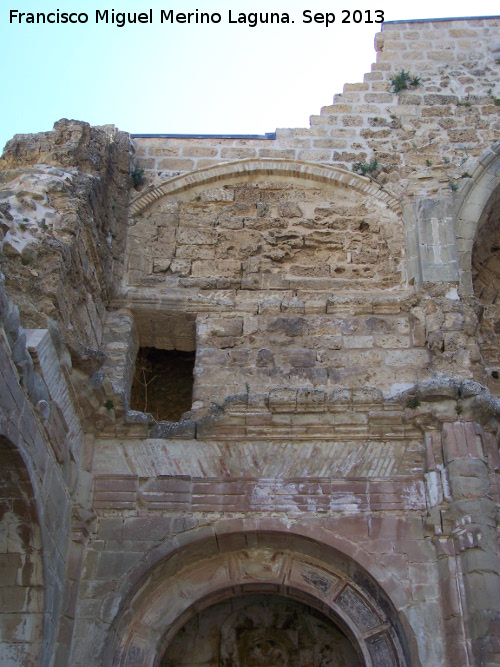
[129,158,401,216]
[106,522,416,667]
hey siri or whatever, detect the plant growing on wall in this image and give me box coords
[391,70,421,93]
[352,159,379,176]
[133,354,156,413]
[406,397,421,410]
[130,166,145,188]
[488,89,500,106]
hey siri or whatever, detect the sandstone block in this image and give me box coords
[312,139,347,149]
[157,158,195,170]
[182,146,218,157]
[344,83,369,91]
[343,335,374,349]
[296,389,325,411]
[200,187,234,202]
[342,115,363,127]
[147,146,180,157]
[258,149,296,159]
[206,318,243,337]
[286,350,316,368]
[175,246,215,260]
[364,93,393,103]
[176,228,217,245]
[448,129,480,143]
[158,227,176,244]
[220,148,256,159]
[298,149,332,161]
[192,260,241,277]
[169,259,191,276]
[150,420,196,439]
[269,388,297,412]
[427,50,457,61]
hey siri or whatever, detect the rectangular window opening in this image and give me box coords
[130,347,196,422]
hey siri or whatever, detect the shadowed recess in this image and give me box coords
[130,347,195,421]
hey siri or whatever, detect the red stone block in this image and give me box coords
[331,480,369,494]
[94,476,138,492]
[323,516,369,540]
[369,516,423,540]
[442,616,470,664]
[442,421,484,462]
[93,491,137,510]
[393,538,435,563]
[150,478,193,493]
[140,489,191,505]
[425,431,443,471]
[138,491,192,506]
[191,481,225,495]
[216,532,249,552]
[483,432,500,472]
[121,517,172,541]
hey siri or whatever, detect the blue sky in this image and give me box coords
[1,1,499,151]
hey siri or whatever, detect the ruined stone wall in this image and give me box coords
[130,17,500,303]
[0,283,74,665]
[133,17,500,194]
[128,179,403,289]
[0,120,131,665]
[0,14,500,667]
[0,120,131,354]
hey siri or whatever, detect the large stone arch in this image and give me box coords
[454,141,500,295]
[0,313,75,665]
[125,158,406,294]
[129,159,402,216]
[104,521,420,667]
[0,435,44,666]
[453,142,500,389]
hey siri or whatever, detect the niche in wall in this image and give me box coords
[130,347,196,422]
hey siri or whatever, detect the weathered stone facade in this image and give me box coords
[1,15,500,666]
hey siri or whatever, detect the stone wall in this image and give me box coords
[133,18,500,194]
[127,179,403,289]
[0,120,130,665]
[0,119,131,353]
[0,14,500,667]
[0,282,73,665]
[0,437,44,666]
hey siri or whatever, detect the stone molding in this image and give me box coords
[104,523,416,667]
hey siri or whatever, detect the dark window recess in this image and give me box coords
[130,347,195,422]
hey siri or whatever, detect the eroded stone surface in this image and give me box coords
[0,17,500,667]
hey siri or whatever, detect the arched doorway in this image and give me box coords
[107,532,414,667]
[472,181,500,303]
[455,140,500,295]
[0,436,44,666]
[160,593,363,666]
[469,154,500,392]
